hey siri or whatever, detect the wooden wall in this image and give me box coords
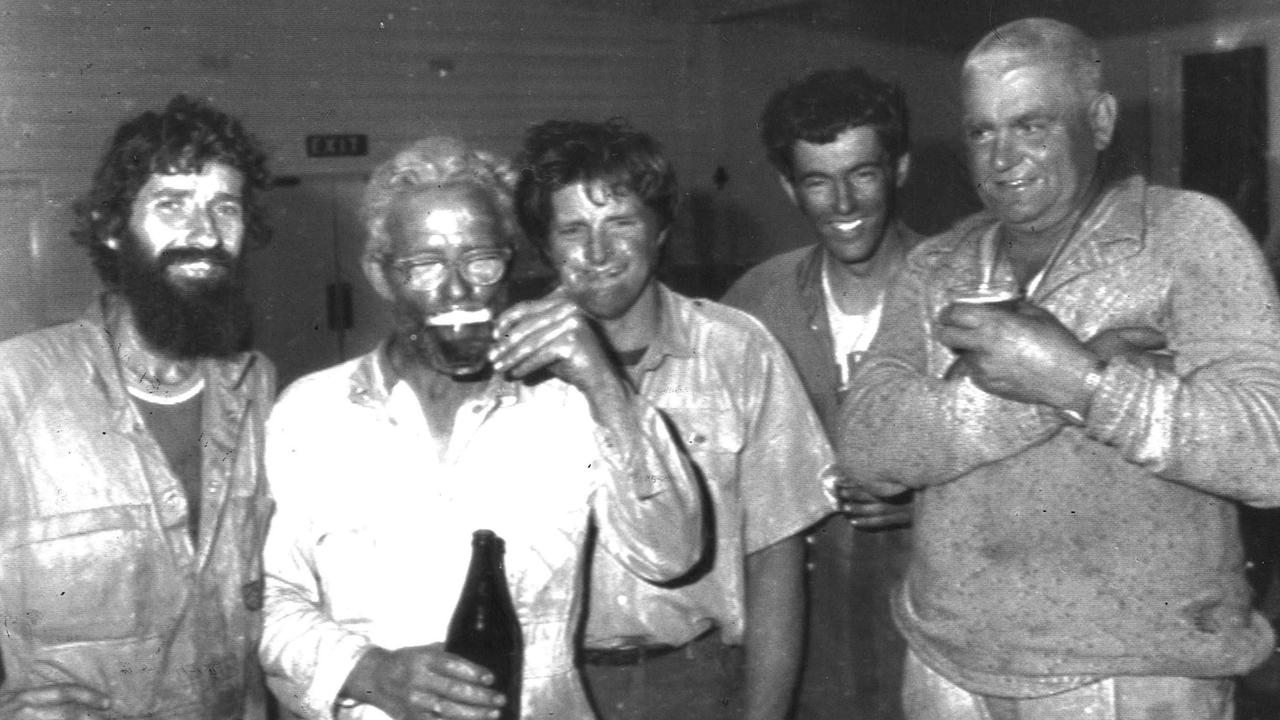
[0,0,719,338]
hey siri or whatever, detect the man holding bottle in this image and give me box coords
[258,136,703,720]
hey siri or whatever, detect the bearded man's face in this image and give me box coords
[115,162,251,359]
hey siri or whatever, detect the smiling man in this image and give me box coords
[516,119,835,720]
[258,136,702,720]
[0,95,275,719]
[839,18,1280,720]
[722,67,920,720]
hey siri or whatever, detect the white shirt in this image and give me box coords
[822,257,886,386]
[259,346,701,719]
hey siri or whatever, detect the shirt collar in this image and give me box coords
[347,338,521,410]
[631,284,698,373]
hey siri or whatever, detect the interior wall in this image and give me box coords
[0,0,712,338]
[1103,5,1280,262]
[704,20,978,271]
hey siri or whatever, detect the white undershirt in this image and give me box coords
[822,256,885,387]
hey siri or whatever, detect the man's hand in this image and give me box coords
[490,290,623,397]
[1086,326,1172,371]
[937,301,1099,409]
[0,683,112,719]
[342,645,505,720]
[825,467,913,530]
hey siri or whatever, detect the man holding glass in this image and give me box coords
[258,136,702,720]
[515,119,835,720]
[839,17,1280,720]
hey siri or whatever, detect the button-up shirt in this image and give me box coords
[260,343,701,719]
[585,286,835,648]
[0,294,275,720]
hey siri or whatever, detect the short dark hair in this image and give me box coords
[515,118,677,253]
[760,67,909,179]
[71,94,271,287]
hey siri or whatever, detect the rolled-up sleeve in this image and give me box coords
[589,396,704,583]
[259,401,372,720]
[736,327,837,553]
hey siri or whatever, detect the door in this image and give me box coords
[248,173,391,391]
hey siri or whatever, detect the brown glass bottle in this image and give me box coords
[445,529,522,720]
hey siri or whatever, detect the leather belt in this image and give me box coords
[580,643,681,666]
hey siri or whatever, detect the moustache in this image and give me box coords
[156,246,236,271]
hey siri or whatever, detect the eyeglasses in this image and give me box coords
[385,249,512,290]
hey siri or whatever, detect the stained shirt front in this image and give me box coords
[0,294,275,720]
[584,286,836,648]
[260,344,701,720]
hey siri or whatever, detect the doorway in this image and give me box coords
[248,173,390,391]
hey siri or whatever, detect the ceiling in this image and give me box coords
[648,0,1244,53]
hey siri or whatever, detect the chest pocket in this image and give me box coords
[8,507,178,646]
[657,404,745,499]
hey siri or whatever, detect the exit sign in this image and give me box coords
[305,134,368,158]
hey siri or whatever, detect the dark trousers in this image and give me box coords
[582,632,745,720]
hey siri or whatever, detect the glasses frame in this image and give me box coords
[384,247,513,290]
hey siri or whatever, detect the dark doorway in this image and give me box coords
[1181,45,1269,240]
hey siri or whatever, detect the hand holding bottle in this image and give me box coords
[342,644,506,720]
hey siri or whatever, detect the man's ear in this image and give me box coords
[364,257,395,303]
[656,226,671,248]
[777,174,799,206]
[894,152,912,189]
[1089,92,1118,151]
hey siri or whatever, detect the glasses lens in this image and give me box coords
[400,261,447,289]
[463,256,508,286]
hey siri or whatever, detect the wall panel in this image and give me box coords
[0,0,706,333]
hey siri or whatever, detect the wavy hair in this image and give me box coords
[515,118,677,254]
[761,67,909,179]
[71,94,270,288]
[361,136,520,264]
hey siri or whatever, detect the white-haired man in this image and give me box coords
[258,136,702,720]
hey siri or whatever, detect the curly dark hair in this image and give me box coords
[515,118,677,254]
[71,94,271,287]
[761,67,909,180]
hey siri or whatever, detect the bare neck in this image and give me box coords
[824,230,907,315]
[595,281,662,354]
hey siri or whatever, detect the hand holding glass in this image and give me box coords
[942,277,1022,379]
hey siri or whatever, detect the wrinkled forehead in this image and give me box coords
[388,184,509,250]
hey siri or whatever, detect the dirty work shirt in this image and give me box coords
[585,285,835,650]
[0,293,275,720]
[260,343,702,720]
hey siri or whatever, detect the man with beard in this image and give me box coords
[0,94,275,719]
[516,119,835,720]
[721,67,919,720]
[258,136,702,720]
